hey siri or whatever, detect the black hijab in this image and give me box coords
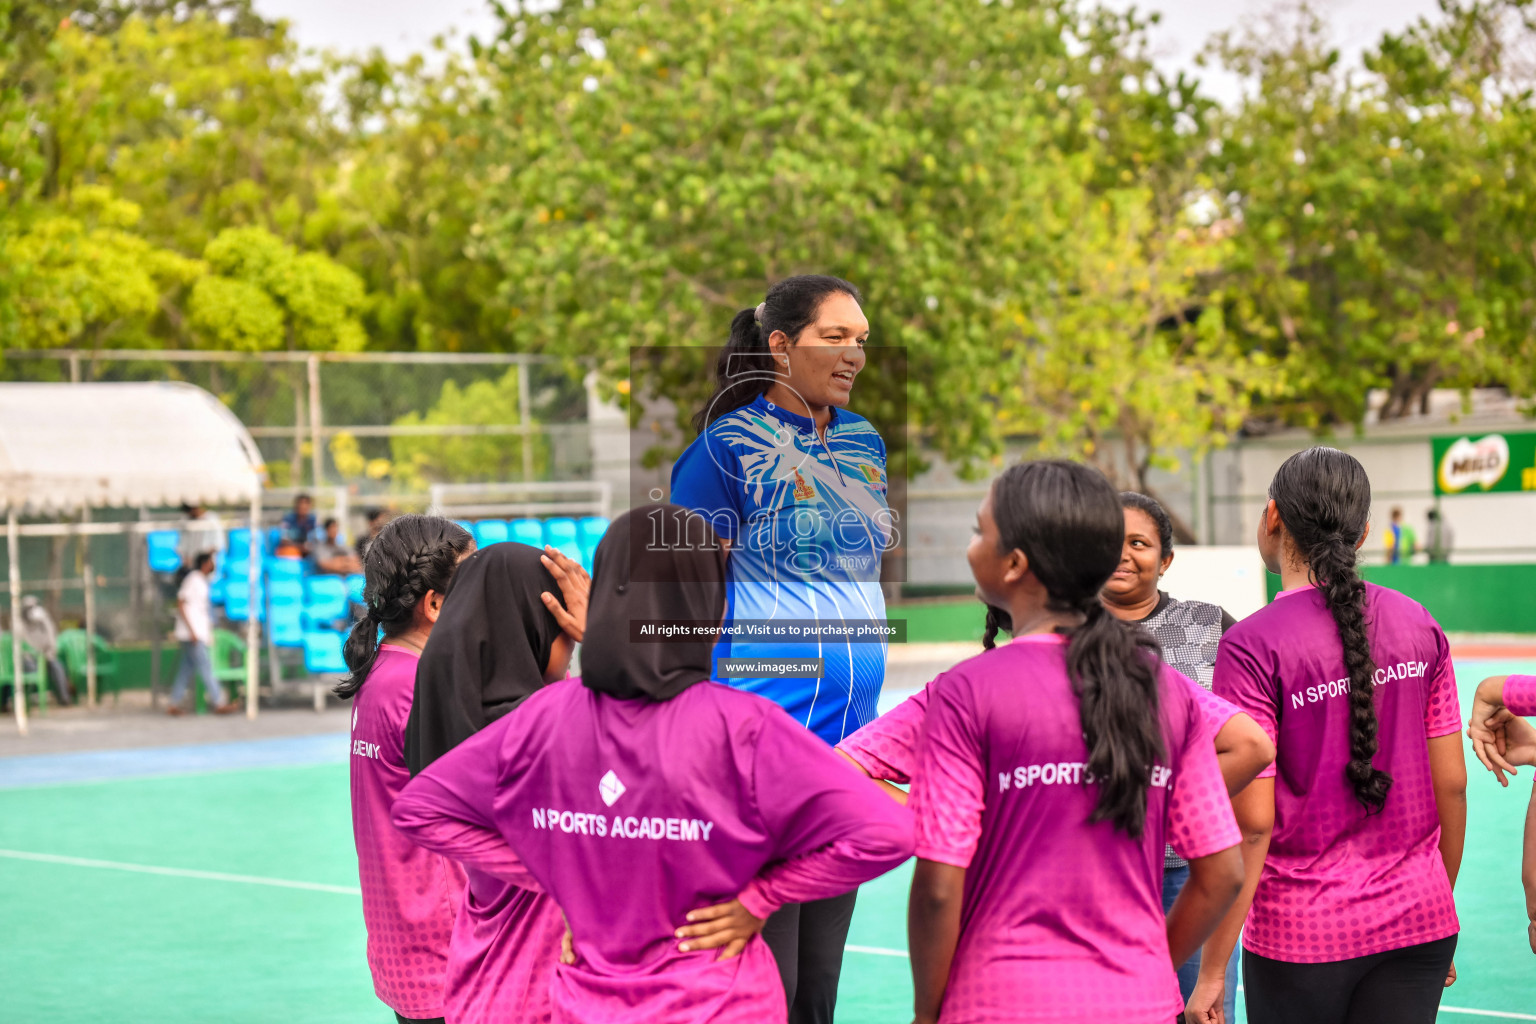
[404,542,565,775]
[581,504,727,702]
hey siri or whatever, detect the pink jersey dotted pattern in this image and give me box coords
[1214,584,1461,963]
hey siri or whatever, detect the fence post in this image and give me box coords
[519,358,534,482]
[308,355,323,492]
[82,507,97,707]
[8,509,26,736]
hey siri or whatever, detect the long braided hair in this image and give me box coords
[1269,447,1390,812]
[333,515,474,700]
[988,461,1166,838]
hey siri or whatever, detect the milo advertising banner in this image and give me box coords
[1432,431,1536,495]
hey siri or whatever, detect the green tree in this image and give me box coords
[1210,0,1536,427]
[471,0,1226,475]
[390,366,547,488]
[187,225,366,351]
[2,185,201,348]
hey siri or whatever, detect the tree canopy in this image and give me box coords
[0,0,1532,490]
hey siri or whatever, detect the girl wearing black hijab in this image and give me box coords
[402,541,589,1024]
[393,506,912,1024]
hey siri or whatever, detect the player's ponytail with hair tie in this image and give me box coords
[989,461,1166,839]
[333,515,474,701]
[1268,447,1391,813]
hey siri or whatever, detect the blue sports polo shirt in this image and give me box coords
[670,393,892,745]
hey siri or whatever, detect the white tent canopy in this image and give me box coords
[0,382,263,513]
[1,382,264,734]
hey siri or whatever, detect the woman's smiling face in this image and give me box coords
[770,291,869,410]
[1101,506,1170,606]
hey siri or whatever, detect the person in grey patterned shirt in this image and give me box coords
[1103,491,1240,1022]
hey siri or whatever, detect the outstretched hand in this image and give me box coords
[674,898,766,961]
[540,546,590,643]
[1469,709,1536,786]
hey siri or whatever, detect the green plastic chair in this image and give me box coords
[0,632,48,715]
[56,629,120,703]
[203,628,249,712]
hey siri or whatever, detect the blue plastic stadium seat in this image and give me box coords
[146,531,183,574]
[302,630,348,675]
[577,516,609,548]
[267,579,305,647]
[208,575,225,606]
[452,519,475,536]
[543,517,582,561]
[223,581,264,623]
[266,527,285,552]
[345,573,366,606]
[226,528,254,559]
[474,520,510,547]
[304,575,350,627]
[265,556,305,582]
[509,518,545,548]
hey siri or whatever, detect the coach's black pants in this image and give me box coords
[394,1014,443,1024]
[1243,934,1457,1024]
[761,889,858,1024]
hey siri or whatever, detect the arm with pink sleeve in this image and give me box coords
[1423,628,1463,738]
[390,717,544,892]
[907,681,986,869]
[836,682,932,784]
[1507,676,1536,718]
[1167,697,1242,859]
[737,711,915,920]
[1212,634,1280,780]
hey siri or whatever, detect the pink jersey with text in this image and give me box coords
[909,633,1240,1024]
[1213,583,1461,963]
[1506,675,1536,717]
[349,645,467,1019]
[838,651,1240,785]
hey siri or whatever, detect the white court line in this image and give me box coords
[842,946,1536,1021]
[0,848,361,895]
[845,944,910,958]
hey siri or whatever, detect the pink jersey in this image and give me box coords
[444,872,563,1024]
[392,678,912,1024]
[909,633,1240,1024]
[1506,675,1536,717]
[1213,583,1461,963]
[349,645,468,1019]
[838,649,1241,785]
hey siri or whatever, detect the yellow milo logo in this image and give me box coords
[1437,435,1509,493]
[858,464,884,486]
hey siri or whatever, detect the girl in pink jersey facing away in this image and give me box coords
[403,541,589,1024]
[1197,447,1467,1024]
[906,461,1245,1024]
[337,515,475,1024]
[392,506,913,1024]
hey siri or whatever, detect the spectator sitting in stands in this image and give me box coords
[179,503,226,568]
[355,507,388,562]
[278,493,317,558]
[314,517,364,575]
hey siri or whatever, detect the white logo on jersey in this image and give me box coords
[599,769,626,807]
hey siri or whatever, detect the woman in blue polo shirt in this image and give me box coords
[670,273,892,1024]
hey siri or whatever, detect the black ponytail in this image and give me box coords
[691,274,862,433]
[991,461,1165,838]
[1269,446,1390,812]
[333,514,474,700]
[982,604,1012,650]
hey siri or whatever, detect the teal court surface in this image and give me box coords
[3,657,1535,1023]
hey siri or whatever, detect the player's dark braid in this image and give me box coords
[1269,447,1390,813]
[981,605,1012,649]
[334,515,474,700]
[990,461,1166,839]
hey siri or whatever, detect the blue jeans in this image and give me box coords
[1164,862,1238,1020]
[170,640,223,708]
